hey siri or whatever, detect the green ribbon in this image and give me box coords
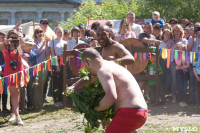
[44,61,47,71]
[153,47,156,52]
[174,50,178,58]
[52,57,55,65]
[138,52,140,62]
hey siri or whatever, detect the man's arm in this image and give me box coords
[142,37,161,45]
[114,43,135,66]
[187,35,195,51]
[95,70,117,111]
[193,67,200,82]
[66,75,97,93]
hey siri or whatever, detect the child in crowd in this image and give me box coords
[89,38,99,47]
[147,53,163,104]
[175,43,190,107]
[193,46,200,108]
[151,11,165,28]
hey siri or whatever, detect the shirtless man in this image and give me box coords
[97,25,135,66]
[77,48,148,133]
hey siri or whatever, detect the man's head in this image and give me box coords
[82,48,102,75]
[40,18,49,31]
[0,32,5,42]
[71,27,80,40]
[96,25,112,47]
[91,22,100,33]
[105,21,114,29]
[126,12,135,25]
[151,53,156,64]
[78,24,86,37]
[169,18,178,28]
[143,22,153,35]
[153,26,161,38]
[152,11,160,22]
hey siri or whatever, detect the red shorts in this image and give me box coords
[106,108,148,133]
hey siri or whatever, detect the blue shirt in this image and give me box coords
[193,61,200,76]
[151,18,165,28]
[23,51,37,66]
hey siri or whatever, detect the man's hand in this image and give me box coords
[155,40,161,45]
[66,86,75,94]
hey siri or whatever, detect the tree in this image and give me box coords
[60,0,200,30]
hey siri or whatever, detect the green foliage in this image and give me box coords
[60,0,200,31]
[67,68,114,133]
[60,0,139,30]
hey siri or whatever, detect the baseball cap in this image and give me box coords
[78,24,85,29]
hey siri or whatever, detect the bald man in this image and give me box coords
[96,25,134,66]
[80,48,147,133]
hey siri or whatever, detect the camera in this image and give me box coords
[10,39,19,44]
[85,30,90,37]
[194,27,200,33]
[10,60,18,70]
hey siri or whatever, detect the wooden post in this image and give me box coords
[155,45,160,104]
[62,44,67,108]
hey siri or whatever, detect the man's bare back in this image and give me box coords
[97,60,147,111]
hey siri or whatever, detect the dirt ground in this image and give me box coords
[1,102,200,133]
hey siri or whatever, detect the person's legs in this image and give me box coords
[189,65,195,103]
[170,61,177,103]
[43,71,51,102]
[182,72,188,103]
[176,70,183,102]
[195,79,200,107]
[2,93,8,111]
[9,86,20,116]
[26,77,35,109]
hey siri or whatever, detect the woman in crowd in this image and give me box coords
[114,18,136,43]
[170,24,188,103]
[49,26,67,108]
[32,27,50,109]
[0,30,35,125]
[175,43,190,107]
[159,29,173,103]
[63,29,70,42]
[183,27,190,40]
[162,23,172,32]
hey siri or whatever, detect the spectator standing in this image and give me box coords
[63,29,70,42]
[127,12,143,38]
[78,24,90,44]
[153,26,162,40]
[114,18,136,43]
[187,22,200,104]
[67,27,85,50]
[1,30,35,125]
[32,28,50,108]
[49,26,67,108]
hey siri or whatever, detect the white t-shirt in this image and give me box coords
[67,38,85,50]
[131,23,143,38]
[49,39,67,56]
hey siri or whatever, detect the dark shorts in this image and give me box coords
[106,108,148,133]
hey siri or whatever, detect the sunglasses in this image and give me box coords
[107,24,113,27]
[10,37,18,39]
[36,31,43,34]
[42,22,48,25]
[170,21,177,24]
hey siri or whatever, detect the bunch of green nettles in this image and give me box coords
[67,68,114,133]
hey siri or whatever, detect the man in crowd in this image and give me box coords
[126,12,143,39]
[39,18,56,41]
[139,22,161,47]
[69,48,148,132]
